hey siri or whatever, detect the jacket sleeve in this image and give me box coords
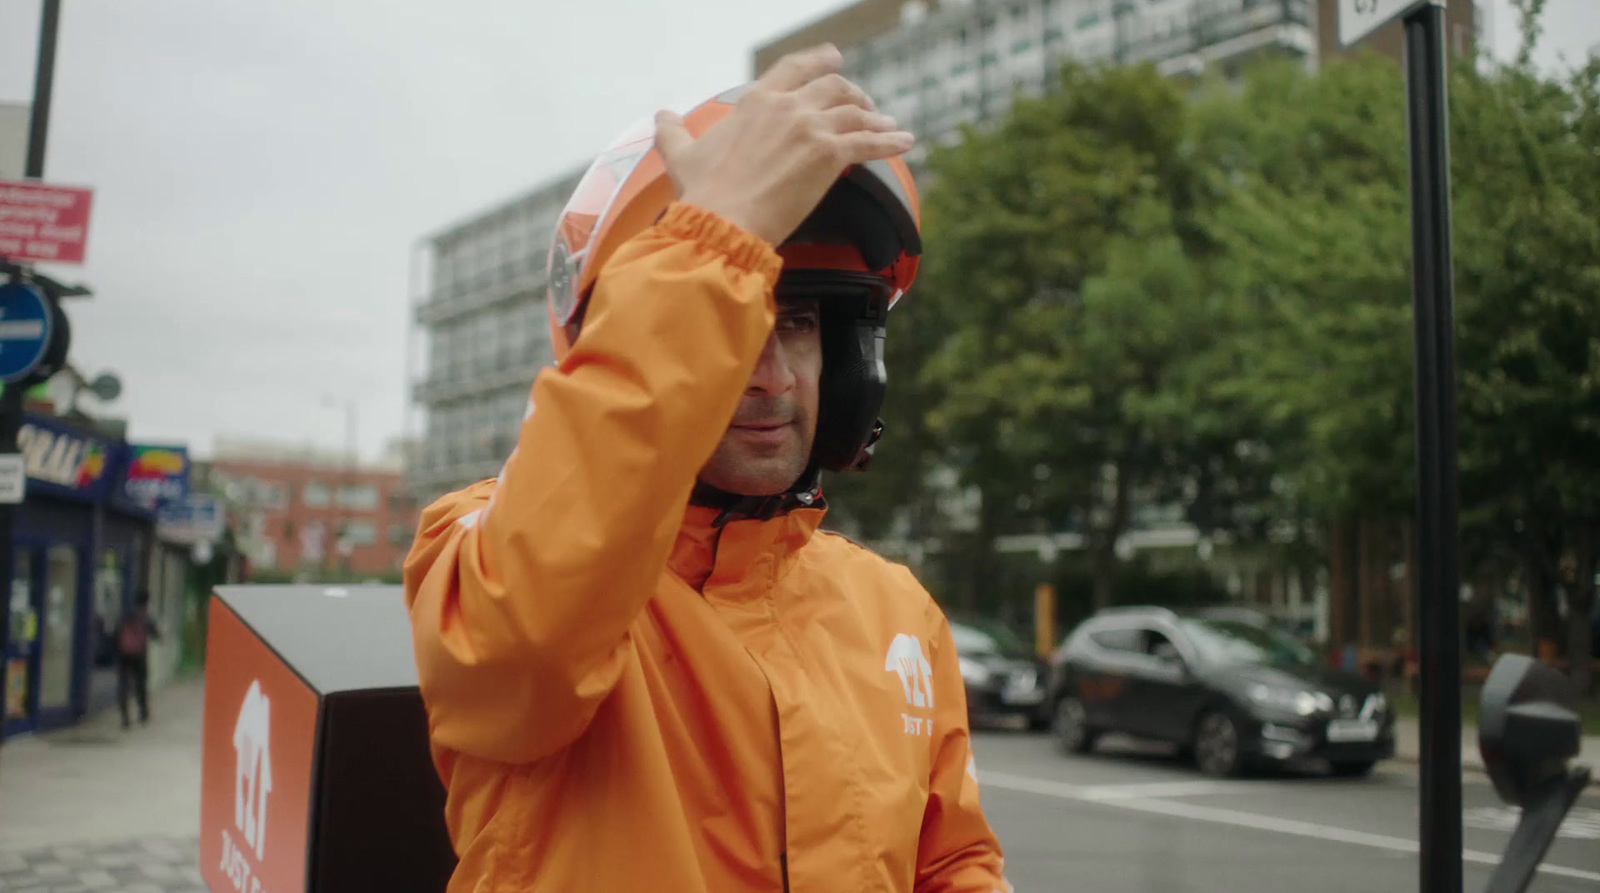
[916,615,1012,893]
[403,203,782,765]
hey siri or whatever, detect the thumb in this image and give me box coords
[653,110,692,165]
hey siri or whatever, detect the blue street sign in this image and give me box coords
[0,283,52,384]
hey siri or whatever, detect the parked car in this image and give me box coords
[1046,605,1394,777]
[950,619,1050,730]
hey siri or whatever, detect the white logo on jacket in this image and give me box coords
[885,633,935,736]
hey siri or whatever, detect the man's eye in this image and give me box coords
[777,313,819,333]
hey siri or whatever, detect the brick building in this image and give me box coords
[204,440,419,580]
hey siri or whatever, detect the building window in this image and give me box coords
[1045,25,1065,44]
[1076,11,1102,29]
[388,491,416,516]
[303,480,331,508]
[1012,38,1033,54]
[341,521,378,547]
[255,482,288,510]
[337,484,379,511]
[953,61,971,76]
[389,524,415,547]
[980,51,998,66]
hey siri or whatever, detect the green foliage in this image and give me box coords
[825,36,1600,679]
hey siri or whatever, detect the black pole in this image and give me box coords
[0,0,63,750]
[1403,5,1462,893]
[23,0,61,179]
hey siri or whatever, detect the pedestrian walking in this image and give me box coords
[116,589,160,729]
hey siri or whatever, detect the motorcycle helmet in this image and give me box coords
[546,84,922,482]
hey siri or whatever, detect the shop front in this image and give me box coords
[3,412,158,739]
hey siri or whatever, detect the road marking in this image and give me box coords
[1076,780,1257,801]
[979,770,1600,885]
[1464,806,1600,840]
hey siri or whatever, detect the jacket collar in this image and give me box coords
[667,501,826,598]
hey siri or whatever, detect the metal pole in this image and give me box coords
[0,0,63,749]
[1403,6,1462,893]
[23,0,61,179]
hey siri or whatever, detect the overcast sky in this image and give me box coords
[0,0,1594,463]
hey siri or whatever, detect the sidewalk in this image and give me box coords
[0,676,207,892]
[1391,716,1600,782]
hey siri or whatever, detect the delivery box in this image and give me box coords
[199,584,456,892]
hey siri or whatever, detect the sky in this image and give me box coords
[0,0,1595,463]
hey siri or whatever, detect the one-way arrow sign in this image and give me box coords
[1339,0,1441,47]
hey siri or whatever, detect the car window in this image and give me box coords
[1139,629,1183,662]
[1179,618,1319,669]
[1087,626,1141,652]
[950,623,997,655]
[952,621,1032,659]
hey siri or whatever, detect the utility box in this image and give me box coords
[198,584,456,892]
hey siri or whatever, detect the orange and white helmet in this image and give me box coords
[546,84,923,474]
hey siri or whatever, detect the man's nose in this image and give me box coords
[746,330,797,395]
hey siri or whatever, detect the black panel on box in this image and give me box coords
[215,585,422,694]
[310,689,457,891]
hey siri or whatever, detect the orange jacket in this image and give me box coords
[404,203,1009,893]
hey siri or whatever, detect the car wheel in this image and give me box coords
[1194,710,1244,777]
[1054,695,1096,754]
[1330,759,1376,778]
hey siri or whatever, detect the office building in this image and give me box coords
[406,169,584,503]
[755,0,1478,167]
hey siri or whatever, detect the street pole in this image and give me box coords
[0,0,63,750]
[1402,5,1462,893]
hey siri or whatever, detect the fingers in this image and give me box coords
[798,72,876,112]
[836,129,917,164]
[822,106,899,135]
[757,44,843,93]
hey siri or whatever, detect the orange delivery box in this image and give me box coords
[199,585,457,892]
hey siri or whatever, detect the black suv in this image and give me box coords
[1046,606,1394,777]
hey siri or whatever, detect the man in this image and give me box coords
[405,45,1009,892]
[116,589,160,729]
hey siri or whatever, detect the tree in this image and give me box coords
[1450,48,1600,692]
[905,60,1239,610]
[1196,42,1600,691]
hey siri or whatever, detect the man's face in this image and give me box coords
[698,297,822,497]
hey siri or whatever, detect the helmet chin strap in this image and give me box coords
[689,465,825,527]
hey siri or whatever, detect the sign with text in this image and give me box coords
[0,454,24,504]
[158,493,224,544]
[17,414,115,502]
[1338,0,1439,47]
[123,444,191,508]
[0,178,94,265]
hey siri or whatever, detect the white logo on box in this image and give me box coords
[232,679,274,860]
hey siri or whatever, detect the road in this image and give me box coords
[973,728,1600,893]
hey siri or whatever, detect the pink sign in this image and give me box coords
[0,178,94,265]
